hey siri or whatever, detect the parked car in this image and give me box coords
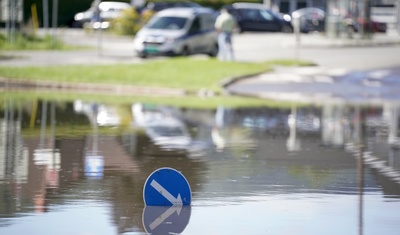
[222,2,293,33]
[292,7,386,34]
[291,7,326,33]
[343,15,387,33]
[73,1,131,29]
[133,7,219,58]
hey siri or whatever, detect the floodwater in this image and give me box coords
[1,99,400,235]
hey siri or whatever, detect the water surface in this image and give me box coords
[1,99,399,234]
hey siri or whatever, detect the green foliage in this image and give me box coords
[110,7,141,35]
[0,33,73,50]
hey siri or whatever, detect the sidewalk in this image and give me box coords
[290,29,400,48]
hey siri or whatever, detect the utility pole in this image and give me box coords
[263,0,271,8]
[52,0,58,29]
[52,0,59,46]
[3,0,22,43]
[363,0,372,39]
[43,0,49,31]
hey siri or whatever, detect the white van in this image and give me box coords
[133,7,219,58]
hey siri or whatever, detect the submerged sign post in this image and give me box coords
[142,167,192,234]
[143,167,191,206]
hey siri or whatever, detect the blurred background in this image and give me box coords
[1,0,399,39]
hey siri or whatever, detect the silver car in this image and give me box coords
[133,7,219,58]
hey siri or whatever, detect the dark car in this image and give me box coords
[141,1,202,15]
[292,7,386,34]
[343,16,387,33]
[222,2,293,33]
[291,7,326,33]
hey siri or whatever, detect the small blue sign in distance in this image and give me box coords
[143,167,192,206]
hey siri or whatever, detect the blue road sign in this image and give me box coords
[143,167,191,206]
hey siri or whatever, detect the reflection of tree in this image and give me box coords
[108,173,145,234]
[287,165,332,188]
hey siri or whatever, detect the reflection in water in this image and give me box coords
[132,103,191,152]
[0,98,400,234]
[142,206,191,234]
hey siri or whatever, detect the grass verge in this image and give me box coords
[0,33,88,50]
[1,57,315,108]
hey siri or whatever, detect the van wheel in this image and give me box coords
[138,52,147,58]
[181,46,190,56]
[208,44,218,57]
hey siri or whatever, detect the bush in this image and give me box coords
[0,33,68,50]
[110,7,142,36]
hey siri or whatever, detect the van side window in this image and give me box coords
[201,14,216,30]
[189,17,201,33]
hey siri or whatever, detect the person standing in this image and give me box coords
[214,8,237,61]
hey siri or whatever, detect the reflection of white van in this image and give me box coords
[133,7,218,58]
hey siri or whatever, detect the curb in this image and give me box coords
[220,71,268,90]
[0,77,186,97]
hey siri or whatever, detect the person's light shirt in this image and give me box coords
[215,12,236,33]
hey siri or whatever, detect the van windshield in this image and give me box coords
[147,16,188,30]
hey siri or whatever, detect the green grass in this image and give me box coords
[0,57,315,91]
[0,57,271,92]
[0,33,87,50]
[0,57,315,108]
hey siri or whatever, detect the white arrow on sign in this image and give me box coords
[149,205,182,230]
[150,179,183,205]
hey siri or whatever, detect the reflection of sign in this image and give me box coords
[143,168,191,206]
[85,155,104,178]
[34,149,61,188]
[142,205,191,235]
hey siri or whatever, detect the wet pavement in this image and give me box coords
[226,66,400,104]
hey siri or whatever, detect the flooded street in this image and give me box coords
[1,99,400,235]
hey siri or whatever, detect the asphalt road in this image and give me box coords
[2,28,400,71]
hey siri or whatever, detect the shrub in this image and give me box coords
[110,7,142,36]
[0,33,68,50]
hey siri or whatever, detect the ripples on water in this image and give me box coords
[0,100,400,234]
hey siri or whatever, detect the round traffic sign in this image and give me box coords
[143,167,192,206]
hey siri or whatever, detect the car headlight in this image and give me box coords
[283,14,291,22]
[74,13,84,21]
[134,35,145,44]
